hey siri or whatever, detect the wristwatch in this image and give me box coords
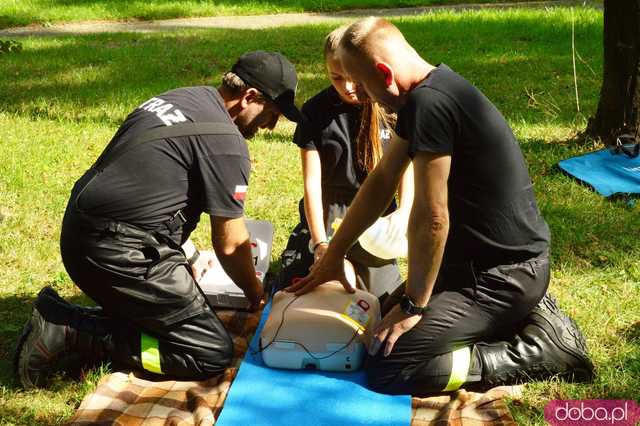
[400,294,428,316]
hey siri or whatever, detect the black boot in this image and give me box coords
[477,293,594,386]
[14,287,114,389]
[37,286,105,317]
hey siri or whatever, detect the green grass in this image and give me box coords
[2,0,539,29]
[1,6,638,425]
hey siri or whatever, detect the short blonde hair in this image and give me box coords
[339,17,404,58]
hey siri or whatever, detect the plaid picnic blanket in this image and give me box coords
[67,309,522,426]
[411,386,522,426]
[67,310,258,426]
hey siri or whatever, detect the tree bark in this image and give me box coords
[586,0,640,145]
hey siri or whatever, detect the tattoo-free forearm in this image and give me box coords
[405,152,452,307]
[211,216,261,303]
[405,209,449,307]
[214,238,261,296]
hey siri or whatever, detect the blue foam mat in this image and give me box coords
[558,147,640,197]
[216,302,411,426]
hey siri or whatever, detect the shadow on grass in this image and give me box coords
[620,321,640,346]
[1,9,602,128]
[518,138,640,270]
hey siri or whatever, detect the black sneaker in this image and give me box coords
[528,293,594,382]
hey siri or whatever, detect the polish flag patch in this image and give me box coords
[233,185,248,201]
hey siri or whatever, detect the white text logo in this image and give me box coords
[138,97,187,126]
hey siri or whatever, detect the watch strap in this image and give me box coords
[401,293,428,315]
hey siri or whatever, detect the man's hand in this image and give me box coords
[286,251,354,295]
[244,277,266,312]
[369,303,422,357]
[190,250,216,283]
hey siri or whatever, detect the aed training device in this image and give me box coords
[198,219,274,310]
[259,282,381,372]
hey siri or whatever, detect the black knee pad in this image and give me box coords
[198,332,234,374]
[364,356,403,394]
[365,354,456,395]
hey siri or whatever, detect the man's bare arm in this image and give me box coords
[210,215,263,308]
[405,151,451,307]
[288,135,411,294]
[368,151,451,357]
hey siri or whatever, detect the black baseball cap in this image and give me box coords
[232,51,305,123]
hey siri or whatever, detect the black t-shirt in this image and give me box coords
[73,86,250,243]
[293,86,392,204]
[396,64,550,265]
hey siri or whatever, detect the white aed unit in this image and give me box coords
[259,282,381,372]
[197,219,273,310]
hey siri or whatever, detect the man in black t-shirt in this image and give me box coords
[290,19,594,395]
[15,51,304,388]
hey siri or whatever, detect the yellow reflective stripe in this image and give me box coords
[442,346,470,392]
[141,333,163,374]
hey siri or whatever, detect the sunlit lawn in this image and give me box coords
[1,6,638,425]
[1,0,536,29]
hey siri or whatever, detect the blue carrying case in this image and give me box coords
[558,141,640,197]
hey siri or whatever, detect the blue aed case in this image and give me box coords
[558,145,640,197]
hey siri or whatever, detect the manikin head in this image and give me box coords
[337,17,433,112]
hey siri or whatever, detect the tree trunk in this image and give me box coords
[586,0,640,145]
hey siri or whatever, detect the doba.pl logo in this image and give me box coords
[545,400,640,426]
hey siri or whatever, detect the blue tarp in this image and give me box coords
[216,302,412,426]
[558,146,640,197]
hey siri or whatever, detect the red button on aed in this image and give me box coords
[357,299,370,311]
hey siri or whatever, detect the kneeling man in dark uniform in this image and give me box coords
[15,51,304,388]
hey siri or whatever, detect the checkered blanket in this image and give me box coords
[67,309,521,426]
[411,386,522,426]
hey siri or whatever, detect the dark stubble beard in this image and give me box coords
[234,119,258,140]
